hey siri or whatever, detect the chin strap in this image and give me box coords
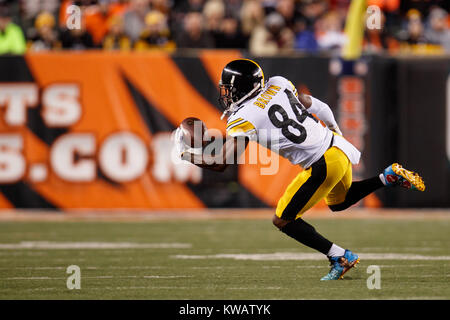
[220,110,227,120]
[220,84,262,120]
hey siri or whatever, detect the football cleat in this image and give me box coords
[382,163,425,191]
[320,250,360,281]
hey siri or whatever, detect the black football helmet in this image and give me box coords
[219,59,265,119]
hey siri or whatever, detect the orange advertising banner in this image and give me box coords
[0,51,310,209]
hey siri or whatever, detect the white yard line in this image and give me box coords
[0,241,192,250]
[0,286,201,292]
[173,252,450,261]
[381,297,447,300]
[226,287,282,290]
[142,275,191,279]
[359,247,441,252]
[0,252,47,256]
[0,267,66,270]
[376,264,439,268]
[1,275,192,280]
[5,277,62,280]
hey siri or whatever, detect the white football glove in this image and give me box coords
[172,127,189,158]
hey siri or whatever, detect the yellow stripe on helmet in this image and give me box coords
[236,58,265,84]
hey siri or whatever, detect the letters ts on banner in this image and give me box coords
[0,83,81,127]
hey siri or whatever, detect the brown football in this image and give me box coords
[179,117,208,148]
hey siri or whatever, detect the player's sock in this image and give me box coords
[280,219,333,255]
[379,173,387,186]
[327,243,346,257]
[329,176,384,211]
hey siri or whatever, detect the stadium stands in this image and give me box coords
[0,0,448,55]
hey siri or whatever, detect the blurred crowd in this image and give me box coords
[0,0,449,55]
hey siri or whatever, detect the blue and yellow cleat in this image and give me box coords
[383,163,425,191]
[320,250,360,281]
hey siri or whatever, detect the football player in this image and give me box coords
[174,59,425,280]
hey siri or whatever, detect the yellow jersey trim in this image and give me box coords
[288,80,298,98]
[226,117,244,129]
[227,120,256,136]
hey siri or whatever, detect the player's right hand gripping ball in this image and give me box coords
[179,117,208,148]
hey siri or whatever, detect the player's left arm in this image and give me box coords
[298,93,343,136]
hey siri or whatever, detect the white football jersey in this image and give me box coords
[226,76,360,168]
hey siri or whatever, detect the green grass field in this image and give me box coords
[0,213,449,300]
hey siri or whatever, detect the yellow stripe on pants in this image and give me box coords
[275,147,352,220]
